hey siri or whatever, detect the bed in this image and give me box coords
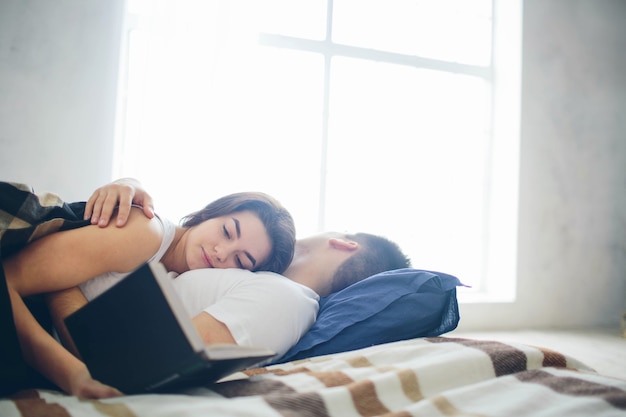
[2,335,626,417]
[2,182,626,416]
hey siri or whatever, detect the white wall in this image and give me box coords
[0,0,624,330]
[0,0,125,201]
[458,0,626,331]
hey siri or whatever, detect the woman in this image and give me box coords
[78,190,296,300]
[1,182,295,398]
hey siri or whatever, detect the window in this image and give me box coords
[114,0,521,302]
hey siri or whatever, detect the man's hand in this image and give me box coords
[84,178,155,227]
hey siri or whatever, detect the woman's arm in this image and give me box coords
[3,207,163,396]
[9,285,121,398]
[46,287,88,357]
[5,207,163,296]
[192,312,237,345]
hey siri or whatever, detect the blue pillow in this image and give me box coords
[275,268,463,363]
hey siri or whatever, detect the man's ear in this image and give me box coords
[328,238,359,252]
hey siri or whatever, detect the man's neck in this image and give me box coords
[282,243,331,295]
[282,243,307,281]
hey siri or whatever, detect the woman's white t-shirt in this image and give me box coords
[171,268,319,358]
[78,214,176,301]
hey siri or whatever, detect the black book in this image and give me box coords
[65,262,275,394]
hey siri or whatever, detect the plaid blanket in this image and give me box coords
[0,182,88,257]
[2,337,625,417]
[0,182,89,396]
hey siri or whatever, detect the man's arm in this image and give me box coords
[84,178,155,227]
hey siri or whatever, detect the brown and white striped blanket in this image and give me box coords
[2,336,625,417]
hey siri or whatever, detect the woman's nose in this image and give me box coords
[214,245,225,263]
[214,244,234,266]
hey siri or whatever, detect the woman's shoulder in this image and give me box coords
[122,206,166,241]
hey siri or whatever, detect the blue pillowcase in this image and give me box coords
[275,268,463,363]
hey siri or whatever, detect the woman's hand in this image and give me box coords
[84,178,155,227]
[69,366,123,399]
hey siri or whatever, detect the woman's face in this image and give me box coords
[185,210,271,271]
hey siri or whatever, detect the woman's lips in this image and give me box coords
[201,247,214,268]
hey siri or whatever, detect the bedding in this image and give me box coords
[3,182,625,415]
[2,336,625,417]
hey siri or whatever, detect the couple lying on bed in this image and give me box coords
[2,178,411,399]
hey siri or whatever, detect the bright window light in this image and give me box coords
[114,0,521,302]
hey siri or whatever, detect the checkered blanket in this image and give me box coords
[2,337,625,417]
[0,182,89,395]
[0,182,88,257]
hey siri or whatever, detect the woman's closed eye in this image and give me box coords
[223,218,241,240]
[223,224,248,269]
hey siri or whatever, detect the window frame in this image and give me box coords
[256,0,521,302]
[114,0,522,302]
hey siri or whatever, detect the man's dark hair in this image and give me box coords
[329,233,411,293]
